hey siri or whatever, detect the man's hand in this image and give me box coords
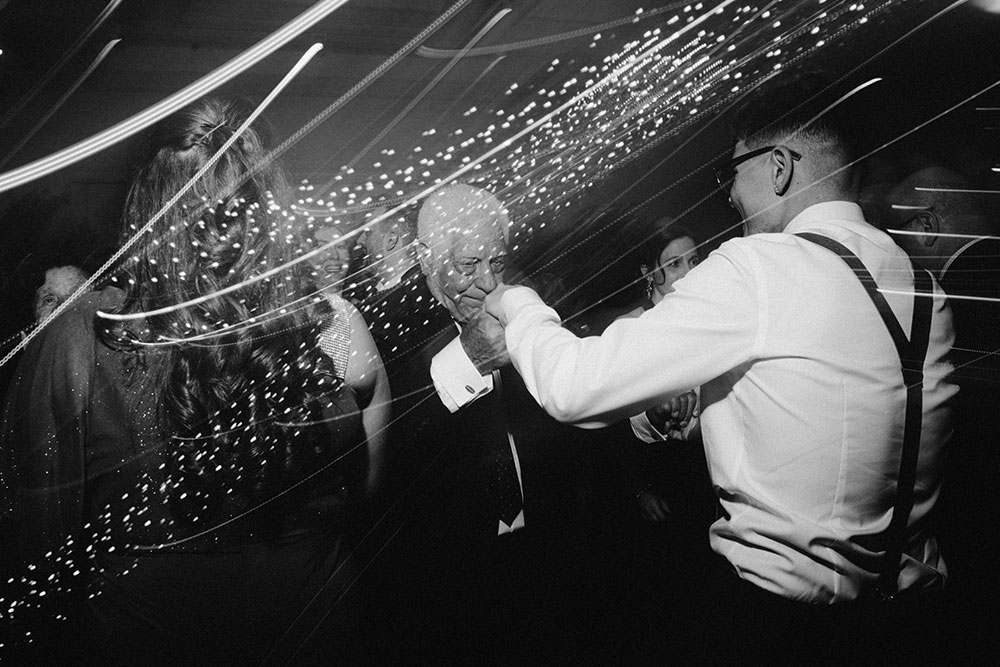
[644,390,698,435]
[636,488,672,523]
[460,309,510,374]
[484,283,516,320]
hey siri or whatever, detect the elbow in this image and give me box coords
[536,392,591,425]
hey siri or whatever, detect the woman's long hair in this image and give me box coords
[104,98,342,523]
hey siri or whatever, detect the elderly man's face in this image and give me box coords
[425,221,507,323]
[34,266,87,321]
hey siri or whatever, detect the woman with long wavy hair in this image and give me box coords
[0,98,379,664]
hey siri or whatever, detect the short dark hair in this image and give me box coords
[638,218,697,271]
[731,72,859,188]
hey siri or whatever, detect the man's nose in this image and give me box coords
[475,263,498,292]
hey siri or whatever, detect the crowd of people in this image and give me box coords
[0,69,998,665]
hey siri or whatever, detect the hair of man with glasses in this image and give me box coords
[722,72,862,235]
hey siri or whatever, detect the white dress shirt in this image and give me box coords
[494,201,957,602]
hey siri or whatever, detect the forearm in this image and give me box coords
[497,288,696,426]
[361,368,391,497]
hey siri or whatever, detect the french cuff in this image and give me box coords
[629,411,671,443]
[430,335,494,413]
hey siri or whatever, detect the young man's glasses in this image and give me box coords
[714,146,802,188]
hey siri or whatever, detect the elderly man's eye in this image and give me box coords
[43,296,58,305]
[490,258,506,271]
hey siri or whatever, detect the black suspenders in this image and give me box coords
[796,232,935,599]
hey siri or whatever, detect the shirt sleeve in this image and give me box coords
[629,411,670,442]
[429,334,494,413]
[495,243,762,427]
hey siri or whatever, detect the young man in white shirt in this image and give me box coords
[479,75,959,663]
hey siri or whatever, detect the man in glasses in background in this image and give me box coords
[477,73,958,663]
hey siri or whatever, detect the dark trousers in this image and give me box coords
[704,556,952,667]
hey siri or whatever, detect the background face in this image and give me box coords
[310,230,353,292]
[655,236,700,296]
[33,266,85,321]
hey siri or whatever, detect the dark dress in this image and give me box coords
[0,288,365,665]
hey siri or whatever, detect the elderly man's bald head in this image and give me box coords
[417,183,509,247]
[889,166,997,275]
[416,184,510,323]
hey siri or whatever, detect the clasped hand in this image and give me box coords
[460,284,516,374]
[645,390,698,435]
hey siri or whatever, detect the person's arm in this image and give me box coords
[429,310,507,412]
[487,244,761,427]
[343,303,391,499]
[631,389,698,442]
[429,335,493,413]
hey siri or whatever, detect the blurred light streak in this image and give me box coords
[343,8,513,169]
[415,2,683,58]
[886,229,1000,240]
[427,55,507,130]
[0,0,123,131]
[0,42,326,369]
[914,186,1000,194]
[879,288,1000,304]
[798,77,883,135]
[256,0,473,182]
[0,0,348,195]
[101,0,746,328]
[970,0,1000,13]
[0,38,122,169]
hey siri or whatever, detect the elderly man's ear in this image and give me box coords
[909,210,940,248]
[770,147,796,196]
[416,240,433,275]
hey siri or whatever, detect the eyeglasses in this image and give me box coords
[714,145,802,188]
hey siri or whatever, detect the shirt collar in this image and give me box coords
[783,201,868,234]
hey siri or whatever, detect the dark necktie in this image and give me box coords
[488,368,523,526]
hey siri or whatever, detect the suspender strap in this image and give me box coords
[796,232,935,598]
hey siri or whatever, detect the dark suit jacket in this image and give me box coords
[384,292,587,547]
[353,281,601,662]
[934,238,1000,600]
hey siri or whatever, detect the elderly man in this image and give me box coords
[367,183,586,664]
[481,78,958,662]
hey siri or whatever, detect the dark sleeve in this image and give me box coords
[1,300,95,569]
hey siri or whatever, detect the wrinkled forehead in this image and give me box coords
[41,266,86,297]
[419,185,510,250]
[429,222,506,267]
